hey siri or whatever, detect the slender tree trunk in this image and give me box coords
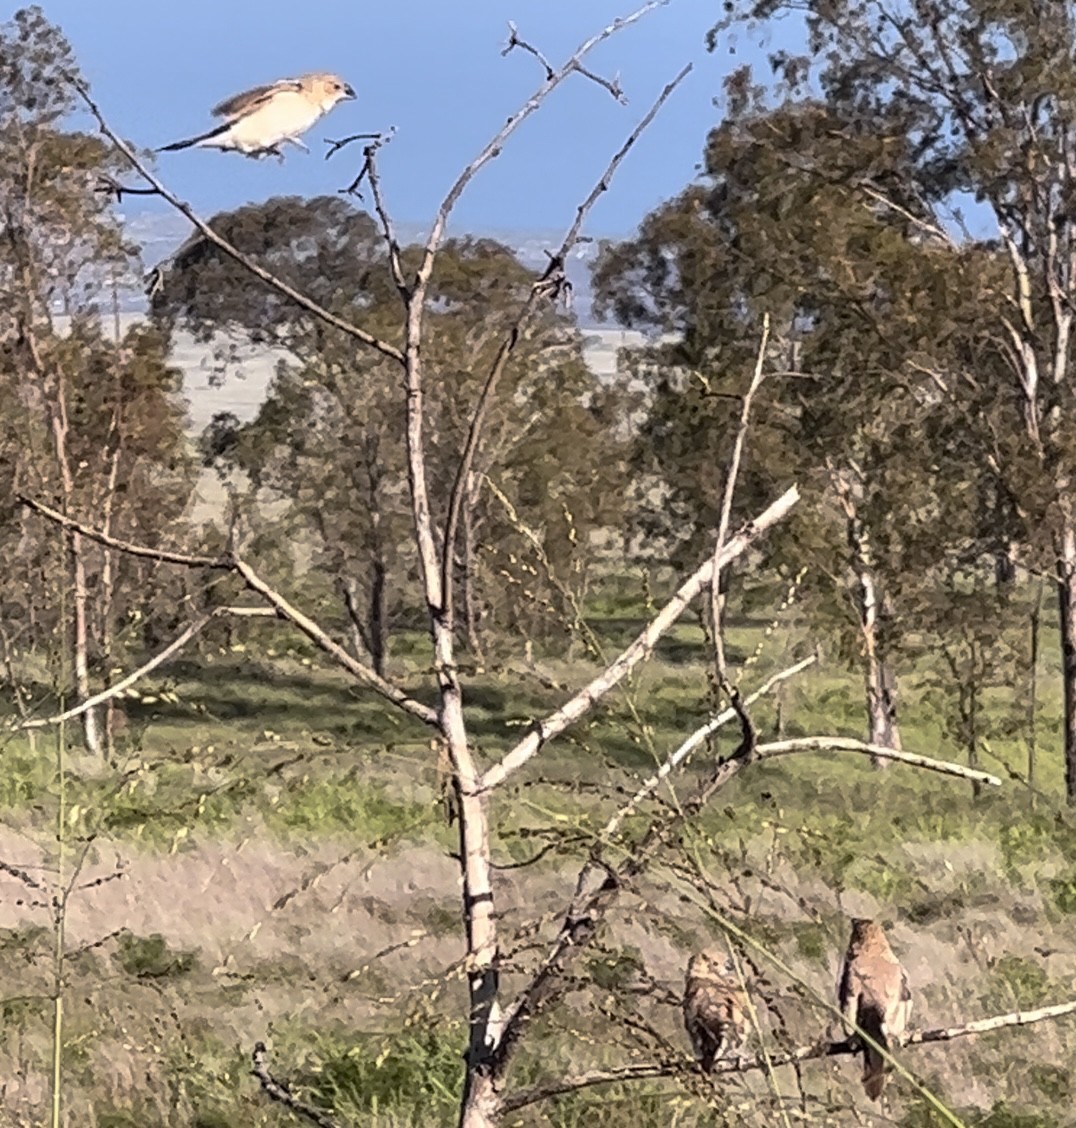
[50,393,101,755]
[832,465,902,761]
[98,443,122,761]
[462,480,484,660]
[369,556,388,679]
[1055,523,1076,804]
[67,526,100,753]
[1027,580,1043,806]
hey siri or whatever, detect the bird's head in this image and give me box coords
[686,947,737,982]
[304,73,357,111]
[849,917,886,945]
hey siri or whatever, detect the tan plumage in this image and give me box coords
[836,918,912,1101]
[160,72,355,158]
[683,948,748,1072]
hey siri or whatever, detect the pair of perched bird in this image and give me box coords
[684,918,912,1101]
[159,72,356,158]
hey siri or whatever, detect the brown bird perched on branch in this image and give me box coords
[683,948,749,1072]
[837,917,912,1100]
[159,73,355,158]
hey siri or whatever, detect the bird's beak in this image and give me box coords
[342,83,356,99]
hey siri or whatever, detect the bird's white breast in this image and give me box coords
[226,90,324,151]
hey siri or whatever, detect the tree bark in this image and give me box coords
[461,476,484,659]
[831,465,902,761]
[51,390,101,756]
[1055,522,1076,804]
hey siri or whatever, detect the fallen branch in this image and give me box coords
[251,1042,338,1128]
[479,485,801,791]
[501,999,1076,1112]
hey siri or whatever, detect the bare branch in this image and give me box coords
[570,60,627,103]
[602,652,818,838]
[251,1042,339,1128]
[68,77,405,366]
[412,1,670,306]
[478,485,800,791]
[11,606,273,732]
[501,1000,1076,1112]
[0,858,47,894]
[711,313,769,681]
[20,494,229,569]
[19,496,439,728]
[357,140,409,299]
[441,61,693,631]
[755,737,1002,786]
[323,131,387,161]
[502,21,555,80]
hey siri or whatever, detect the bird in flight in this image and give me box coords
[159,73,355,159]
[836,918,912,1101]
[683,948,749,1072]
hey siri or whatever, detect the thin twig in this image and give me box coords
[440,61,693,632]
[501,999,1076,1112]
[502,21,555,79]
[323,131,386,160]
[711,313,770,682]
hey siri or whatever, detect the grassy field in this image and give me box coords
[0,577,1074,1127]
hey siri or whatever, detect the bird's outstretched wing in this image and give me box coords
[211,79,303,120]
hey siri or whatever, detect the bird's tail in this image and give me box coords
[157,121,231,153]
[858,1007,890,1101]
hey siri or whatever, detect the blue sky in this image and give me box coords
[43,0,786,237]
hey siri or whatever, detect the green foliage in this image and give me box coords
[981,956,1051,1012]
[267,773,431,839]
[294,1022,464,1124]
[1048,870,1076,914]
[115,933,198,980]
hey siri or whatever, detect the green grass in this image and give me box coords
[0,574,1074,1126]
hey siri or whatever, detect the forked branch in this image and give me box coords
[440,61,693,631]
[479,485,801,791]
[19,495,437,727]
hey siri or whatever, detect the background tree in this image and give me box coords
[715,0,1076,802]
[0,7,196,751]
[593,97,1001,755]
[155,199,632,671]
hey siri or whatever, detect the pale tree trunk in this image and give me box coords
[97,435,122,760]
[999,225,1074,802]
[830,463,901,762]
[49,372,101,755]
[1055,522,1076,804]
[462,473,484,660]
[400,285,501,1128]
